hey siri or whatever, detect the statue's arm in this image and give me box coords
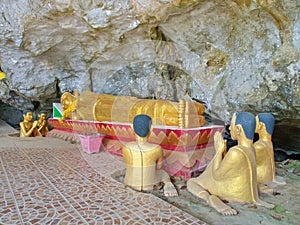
[37,122,43,132]
[212,148,243,180]
[122,146,133,165]
[211,132,244,179]
[37,121,48,132]
[211,131,227,176]
[156,147,163,169]
[20,121,38,137]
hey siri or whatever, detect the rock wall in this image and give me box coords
[0,0,299,124]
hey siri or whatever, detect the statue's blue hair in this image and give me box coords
[133,114,152,137]
[23,109,32,115]
[39,110,47,115]
[235,112,256,140]
[257,113,275,135]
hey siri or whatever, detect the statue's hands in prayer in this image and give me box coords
[214,131,227,155]
[33,121,38,128]
[41,120,47,127]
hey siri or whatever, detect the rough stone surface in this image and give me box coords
[0,0,299,124]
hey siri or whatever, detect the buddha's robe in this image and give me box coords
[122,142,163,191]
[190,145,259,203]
[254,140,275,183]
[63,91,206,128]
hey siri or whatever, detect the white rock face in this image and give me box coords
[0,0,299,123]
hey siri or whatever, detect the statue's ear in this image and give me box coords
[235,124,243,136]
[258,121,264,130]
[259,122,269,134]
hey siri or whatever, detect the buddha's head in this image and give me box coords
[230,112,256,141]
[61,92,76,111]
[256,113,275,135]
[38,110,47,121]
[133,114,152,138]
[22,110,33,122]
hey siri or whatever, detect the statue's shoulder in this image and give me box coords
[123,142,161,152]
[226,145,250,160]
[123,142,138,150]
[254,140,270,148]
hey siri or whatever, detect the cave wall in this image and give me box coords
[0,0,299,124]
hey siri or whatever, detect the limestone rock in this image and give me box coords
[0,0,299,126]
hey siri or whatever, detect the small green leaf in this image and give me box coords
[274,205,285,213]
[290,163,299,169]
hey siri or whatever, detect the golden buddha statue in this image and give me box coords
[20,110,41,137]
[122,114,178,196]
[254,113,285,186]
[187,112,274,216]
[36,111,49,137]
[60,90,206,128]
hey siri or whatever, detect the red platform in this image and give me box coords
[48,118,224,179]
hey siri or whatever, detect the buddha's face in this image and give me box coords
[229,114,238,140]
[62,98,71,110]
[39,113,47,120]
[61,93,75,110]
[23,112,33,122]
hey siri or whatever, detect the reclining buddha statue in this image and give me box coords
[60,90,206,128]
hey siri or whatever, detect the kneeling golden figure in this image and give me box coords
[255,113,285,188]
[20,110,41,137]
[187,112,274,216]
[122,114,178,197]
[36,110,49,137]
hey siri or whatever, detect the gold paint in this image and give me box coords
[36,112,49,136]
[254,116,276,183]
[0,71,6,80]
[20,111,41,137]
[148,130,166,144]
[198,131,210,145]
[122,124,178,196]
[60,91,205,128]
[164,149,205,168]
[187,114,273,215]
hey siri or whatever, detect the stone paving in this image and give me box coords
[0,120,207,225]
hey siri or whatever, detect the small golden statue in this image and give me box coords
[0,68,6,80]
[122,114,178,197]
[254,113,285,186]
[60,91,206,128]
[20,110,41,137]
[36,111,49,137]
[187,112,274,216]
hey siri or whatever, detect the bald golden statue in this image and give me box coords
[60,91,206,128]
[187,112,274,216]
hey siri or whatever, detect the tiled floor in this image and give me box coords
[0,121,207,224]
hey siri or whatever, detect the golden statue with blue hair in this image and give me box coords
[187,112,274,216]
[122,114,178,197]
[255,113,286,186]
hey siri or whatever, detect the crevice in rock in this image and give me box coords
[32,101,40,111]
[150,26,170,42]
[54,77,61,98]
